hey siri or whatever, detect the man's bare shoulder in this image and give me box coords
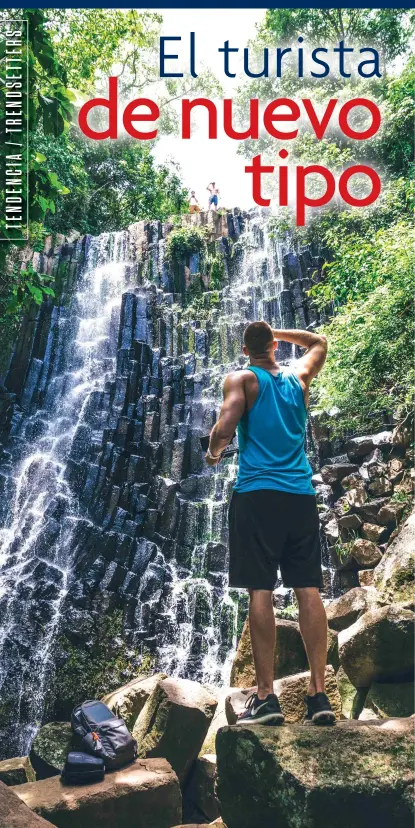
[223,369,258,392]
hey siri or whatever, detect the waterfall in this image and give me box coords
[0,231,131,756]
[0,209,333,759]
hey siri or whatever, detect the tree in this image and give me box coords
[313,223,414,435]
[237,9,415,436]
[0,8,73,233]
[46,9,222,134]
[260,9,413,64]
[0,8,74,369]
[34,127,188,235]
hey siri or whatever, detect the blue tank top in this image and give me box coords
[234,365,315,496]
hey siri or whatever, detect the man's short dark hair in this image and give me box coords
[244,321,274,356]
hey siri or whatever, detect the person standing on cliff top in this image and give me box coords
[207,181,220,210]
[189,190,200,214]
[205,322,335,727]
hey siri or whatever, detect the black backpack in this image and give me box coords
[71,700,137,771]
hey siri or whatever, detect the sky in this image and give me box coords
[152,9,266,210]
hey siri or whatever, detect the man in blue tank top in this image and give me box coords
[206,321,335,726]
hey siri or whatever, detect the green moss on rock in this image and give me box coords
[216,720,414,828]
[48,610,145,719]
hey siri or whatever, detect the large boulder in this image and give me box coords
[29,722,74,780]
[326,587,377,631]
[0,756,35,786]
[230,618,305,687]
[335,666,362,719]
[14,758,181,828]
[366,682,414,718]
[377,502,405,526]
[345,485,368,508]
[373,511,415,604]
[359,570,375,586]
[230,616,339,688]
[321,464,359,484]
[346,435,375,459]
[355,497,390,524]
[225,666,342,725]
[338,605,414,687]
[0,781,54,828]
[216,719,414,828]
[102,672,167,730]
[326,627,340,671]
[368,477,393,496]
[350,538,382,568]
[133,678,217,784]
[361,522,388,544]
[183,754,219,824]
[200,687,234,755]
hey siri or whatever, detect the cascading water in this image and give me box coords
[0,209,334,759]
[155,212,320,680]
[0,231,131,756]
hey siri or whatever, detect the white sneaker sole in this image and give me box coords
[236,712,285,726]
[305,710,336,725]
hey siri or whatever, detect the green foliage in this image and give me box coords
[181,290,221,322]
[390,488,413,524]
[313,222,414,435]
[276,604,299,621]
[8,263,55,311]
[0,9,73,234]
[375,56,415,175]
[334,537,356,563]
[0,9,72,366]
[0,259,55,375]
[46,9,162,94]
[35,128,188,235]
[310,220,414,307]
[262,9,413,63]
[166,225,208,264]
[46,9,222,132]
[207,251,226,289]
[49,610,148,719]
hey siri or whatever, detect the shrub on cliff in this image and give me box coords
[166,226,208,265]
[312,221,414,436]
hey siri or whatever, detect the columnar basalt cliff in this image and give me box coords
[0,209,410,760]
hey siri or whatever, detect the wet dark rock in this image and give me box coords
[354,497,390,523]
[205,542,228,572]
[321,464,359,484]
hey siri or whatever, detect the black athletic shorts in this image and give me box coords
[228,489,323,590]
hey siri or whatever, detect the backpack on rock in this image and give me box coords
[71,699,137,771]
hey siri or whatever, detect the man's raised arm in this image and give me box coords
[206,372,246,466]
[273,328,328,404]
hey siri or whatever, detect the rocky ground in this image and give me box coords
[0,506,413,827]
